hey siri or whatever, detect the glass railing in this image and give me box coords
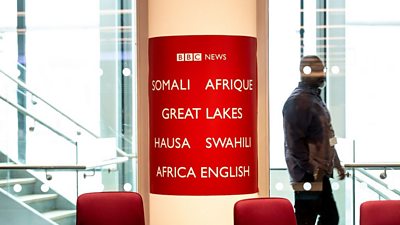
[0,157,134,225]
[270,158,400,225]
[0,2,136,223]
[344,163,400,225]
[0,64,137,202]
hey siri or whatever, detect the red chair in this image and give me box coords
[76,191,145,225]
[234,197,297,225]
[360,200,400,225]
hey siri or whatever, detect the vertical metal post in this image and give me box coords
[316,0,327,101]
[317,0,327,61]
[300,0,304,57]
[117,0,134,190]
[17,0,27,163]
[75,142,79,198]
[352,140,356,225]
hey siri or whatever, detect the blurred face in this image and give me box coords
[300,57,326,88]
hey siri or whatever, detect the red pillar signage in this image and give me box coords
[149,35,257,195]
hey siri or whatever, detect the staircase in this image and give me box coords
[0,151,76,225]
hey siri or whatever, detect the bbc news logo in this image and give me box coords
[177,53,202,62]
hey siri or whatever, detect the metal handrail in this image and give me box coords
[345,163,400,197]
[352,171,391,200]
[0,66,100,139]
[0,66,135,158]
[116,147,136,158]
[342,162,400,225]
[0,164,86,170]
[86,156,129,169]
[0,156,129,171]
[0,94,76,145]
[356,168,400,197]
[344,162,400,169]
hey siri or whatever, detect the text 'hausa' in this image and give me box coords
[153,137,252,149]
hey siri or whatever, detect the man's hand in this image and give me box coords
[336,166,346,180]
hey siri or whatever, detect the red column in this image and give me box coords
[148,1,257,224]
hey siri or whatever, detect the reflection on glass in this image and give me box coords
[122,67,131,76]
[303,182,312,191]
[124,183,132,191]
[13,184,22,193]
[275,182,284,191]
[41,183,50,193]
[331,182,340,191]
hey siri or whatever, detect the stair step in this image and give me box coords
[43,209,76,221]
[18,193,58,203]
[0,177,36,186]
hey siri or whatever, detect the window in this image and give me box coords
[269,1,400,224]
[0,0,137,200]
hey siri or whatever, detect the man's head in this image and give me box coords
[299,55,326,88]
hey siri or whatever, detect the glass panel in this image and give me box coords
[270,0,400,225]
[0,0,137,224]
[269,0,300,169]
[346,0,400,163]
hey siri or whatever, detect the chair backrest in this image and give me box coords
[360,200,400,225]
[234,197,297,225]
[76,191,145,225]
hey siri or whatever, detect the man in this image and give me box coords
[282,55,346,225]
